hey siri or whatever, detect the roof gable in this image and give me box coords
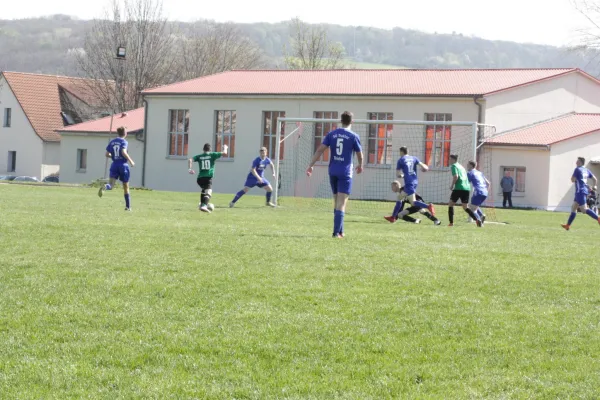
[487,113,600,146]
[58,107,144,134]
[2,71,107,142]
[142,68,580,97]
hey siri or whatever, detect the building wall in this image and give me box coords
[484,73,600,133]
[487,146,551,209]
[0,76,44,178]
[548,131,600,212]
[59,133,143,187]
[42,142,61,178]
[143,95,479,203]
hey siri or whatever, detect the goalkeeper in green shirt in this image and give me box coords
[188,143,228,213]
[448,154,479,226]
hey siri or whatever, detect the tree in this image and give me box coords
[570,0,600,69]
[176,22,264,81]
[76,0,176,112]
[283,18,347,69]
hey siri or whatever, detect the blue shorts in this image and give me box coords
[403,183,417,196]
[575,193,587,206]
[471,194,487,207]
[244,177,270,188]
[109,163,130,183]
[329,175,352,195]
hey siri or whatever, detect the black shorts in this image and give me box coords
[196,177,212,190]
[450,190,470,204]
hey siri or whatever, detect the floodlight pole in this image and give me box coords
[104,46,126,179]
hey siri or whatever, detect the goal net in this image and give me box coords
[274,117,498,221]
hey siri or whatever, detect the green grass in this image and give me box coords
[1,184,600,399]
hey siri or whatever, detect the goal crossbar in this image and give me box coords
[273,118,479,206]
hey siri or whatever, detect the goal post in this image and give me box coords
[274,117,495,218]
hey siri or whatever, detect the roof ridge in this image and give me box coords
[1,71,95,81]
[228,68,576,72]
[495,112,577,135]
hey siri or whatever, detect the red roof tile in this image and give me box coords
[142,68,587,97]
[2,72,106,142]
[59,107,144,133]
[487,113,600,146]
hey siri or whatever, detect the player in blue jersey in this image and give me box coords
[306,111,364,238]
[229,147,277,207]
[394,147,434,220]
[466,161,490,227]
[98,127,135,211]
[384,181,441,225]
[562,157,599,231]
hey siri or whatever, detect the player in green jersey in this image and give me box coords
[448,154,479,226]
[187,143,228,213]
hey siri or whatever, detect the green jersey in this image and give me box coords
[451,163,470,191]
[193,152,223,178]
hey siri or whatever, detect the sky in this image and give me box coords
[1,0,593,47]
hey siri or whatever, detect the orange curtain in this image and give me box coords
[443,126,451,167]
[377,125,385,163]
[425,127,434,165]
[170,134,176,156]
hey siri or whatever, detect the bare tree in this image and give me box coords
[176,22,264,80]
[283,18,347,70]
[76,0,176,112]
[570,0,600,69]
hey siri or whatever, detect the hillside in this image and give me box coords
[0,15,597,76]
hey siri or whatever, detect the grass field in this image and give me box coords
[1,184,600,399]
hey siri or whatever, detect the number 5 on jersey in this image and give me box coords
[336,138,344,156]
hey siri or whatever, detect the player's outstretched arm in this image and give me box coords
[221,144,229,156]
[270,161,276,177]
[187,158,195,174]
[122,148,135,167]
[307,144,327,176]
[105,151,111,158]
[419,162,429,172]
[450,174,458,190]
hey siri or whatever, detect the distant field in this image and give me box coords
[1,184,599,398]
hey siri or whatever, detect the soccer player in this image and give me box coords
[394,147,434,220]
[466,161,490,227]
[188,143,228,213]
[561,157,599,231]
[384,181,441,225]
[448,154,479,226]
[98,126,135,211]
[306,111,363,238]
[229,147,276,207]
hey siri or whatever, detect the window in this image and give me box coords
[425,113,452,168]
[76,149,87,172]
[215,111,236,159]
[3,108,11,127]
[168,109,189,157]
[314,111,338,162]
[367,112,393,165]
[7,151,16,172]
[502,167,526,193]
[262,111,285,160]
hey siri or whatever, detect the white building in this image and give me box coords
[57,108,144,186]
[133,68,600,206]
[486,113,600,211]
[0,72,107,179]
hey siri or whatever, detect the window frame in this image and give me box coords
[262,111,286,161]
[214,110,236,161]
[366,112,393,168]
[424,113,452,169]
[167,109,189,159]
[76,149,87,172]
[313,111,338,164]
[3,108,11,128]
[7,151,16,172]
[500,166,526,195]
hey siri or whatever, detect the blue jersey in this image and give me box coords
[396,155,421,187]
[247,157,272,179]
[321,128,362,177]
[573,167,595,194]
[467,170,488,197]
[107,137,128,164]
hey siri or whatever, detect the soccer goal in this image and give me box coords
[273,117,497,219]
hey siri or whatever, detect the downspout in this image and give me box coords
[142,98,149,187]
[473,95,484,160]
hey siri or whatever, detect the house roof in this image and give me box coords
[141,68,589,97]
[487,113,600,146]
[1,71,105,142]
[58,107,144,134]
